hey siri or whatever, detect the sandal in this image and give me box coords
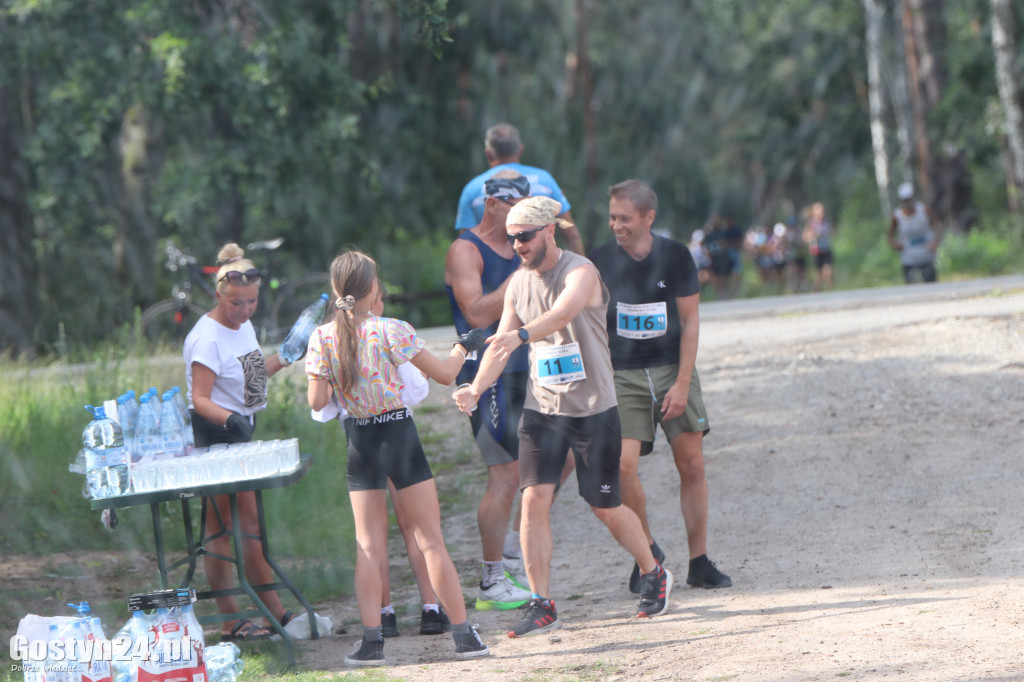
[279,610,295,627]
[222,618,273,642]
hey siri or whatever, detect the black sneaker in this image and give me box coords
[344,638,385,667]
[420,606,451,635]
[381,611,399,638]
[637,564,674,618]
[452,626,490,660]
[508,598,561,638]
[629,540,666,594]
[686,554,732,588]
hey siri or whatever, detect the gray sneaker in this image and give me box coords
[637,564,674,618]
[344,638,385,667]
[381,611,399,638]
[629,541,666,594]
[453,626,490,660]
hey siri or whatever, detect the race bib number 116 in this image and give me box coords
[616,301,667,339]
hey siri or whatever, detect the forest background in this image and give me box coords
[2,0,1024,355]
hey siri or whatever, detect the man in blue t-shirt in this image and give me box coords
[589,179,732,593]
[454,123,584,254]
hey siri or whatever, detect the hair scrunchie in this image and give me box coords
[335,295,355,311]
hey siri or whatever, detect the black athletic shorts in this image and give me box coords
[518,407,622,509]
[468,371,527,466]
[814,249,834,270]
[343,408,434,491]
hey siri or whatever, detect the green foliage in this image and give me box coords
[937,217,1024,276]
[4,0,1024,354]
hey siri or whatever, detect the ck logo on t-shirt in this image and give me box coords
[656,280,667,288]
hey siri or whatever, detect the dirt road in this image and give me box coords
[293,278,1024,681]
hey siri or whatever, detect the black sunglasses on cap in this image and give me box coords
[506,225,547,245]
[218,268,264,285]
[486,176,531,199]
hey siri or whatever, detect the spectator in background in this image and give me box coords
[888,183,943,284]
[688,229,712,291]
[454,123,584,254]
[802,202,835,292]
[783,217,807,294]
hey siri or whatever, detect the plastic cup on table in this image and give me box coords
[131,460,158,493]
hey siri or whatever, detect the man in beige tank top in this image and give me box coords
[455,196,673,639]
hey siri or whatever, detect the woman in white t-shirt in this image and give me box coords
[183,242,299,642]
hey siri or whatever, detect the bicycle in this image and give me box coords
[136,239,331,347]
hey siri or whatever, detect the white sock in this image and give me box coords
[482,560,504,588]
[503,530,521,559]
[381,605,395,616]
[422,603,439,614]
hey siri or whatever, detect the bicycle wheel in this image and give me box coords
[270,273,332,344]
[136,299,207,349]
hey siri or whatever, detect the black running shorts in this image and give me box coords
[343,408,434,491]
[468,371,527,467]
[517,407,622,508]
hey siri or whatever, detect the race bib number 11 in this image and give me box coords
[616,301,668,339]
[535,342,586,385]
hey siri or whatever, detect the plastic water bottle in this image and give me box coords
[82,406,129,498]
[65,620,86,682]
[147,388,161,427]
[170,387,194,454]
[134,393,163,462]
[160,391,185,458]
[123,390,140,429]
[116,396,136,464]
[279,293,329,365]
[45,623,70,682]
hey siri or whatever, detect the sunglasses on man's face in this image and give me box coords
[218,268,264,285]
[506,225,547,245]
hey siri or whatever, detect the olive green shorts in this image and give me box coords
[613,365,709,451]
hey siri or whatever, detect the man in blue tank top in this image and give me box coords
[444,172,534,610]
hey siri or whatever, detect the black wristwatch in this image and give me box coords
[517,328,530,344]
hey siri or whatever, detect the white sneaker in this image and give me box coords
[503,554,529,589]
[475,574,531,611]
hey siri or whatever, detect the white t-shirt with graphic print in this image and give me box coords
[184,314,268,417]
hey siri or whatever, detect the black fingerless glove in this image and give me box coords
[455,327,488,354]
[225,412,254,441]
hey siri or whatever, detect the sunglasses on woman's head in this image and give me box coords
[506,225,547,245]
[218,268,264,285]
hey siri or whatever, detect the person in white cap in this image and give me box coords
[888,183,943,283]
[454,196,673,638]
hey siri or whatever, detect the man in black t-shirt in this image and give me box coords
[589,179,731,593]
